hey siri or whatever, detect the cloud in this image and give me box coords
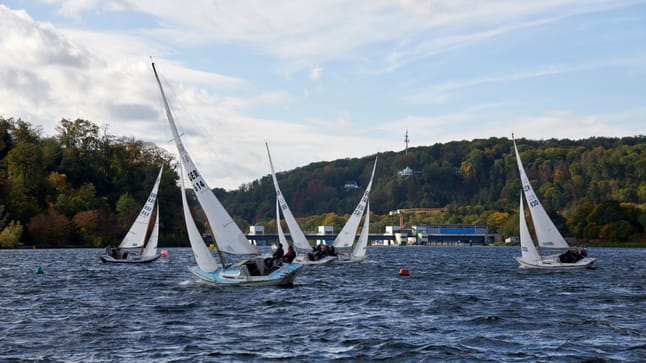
[39,1,638,76]
[386,107,644,148]
[0,5,89,68]
[0,6,378,189]
[109,103,159,120]
[309,65,322,81]
[1,1,643,191]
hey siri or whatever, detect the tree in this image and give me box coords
[56,118,100,150]
[0,220,23,248]
[5,142,42,190]
[27,213,73,247]
[599,220,634,242]
[73,209,102,247]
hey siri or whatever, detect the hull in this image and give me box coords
[334,254,368,264]
[100,254,161,264]
[189,260,303,286]
[515,256,596,269]
[294,255,336,266]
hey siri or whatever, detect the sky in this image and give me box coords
[0,1,645,190]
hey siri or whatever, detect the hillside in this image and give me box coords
[1,116,644,247]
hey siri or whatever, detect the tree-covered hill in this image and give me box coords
[220,135,645,242]
[1,116,644,247]
[0,117,183,248]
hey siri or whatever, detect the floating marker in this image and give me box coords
[399,268,409,276]
[36,266,44,274]
[161,249,169,257]
[209,243,215,251]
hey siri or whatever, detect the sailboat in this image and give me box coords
[101,167,163,263]
[265,142,336,265]
[152,62,302,286]
[513,136,595,269]
[333,156,377,264]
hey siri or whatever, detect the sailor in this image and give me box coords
[267,243,284,268]
[328,245,337,256]
[283,245,296,263]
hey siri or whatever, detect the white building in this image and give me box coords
[398,166,415,176]
[248,225,265,246]
[317,226,333,245]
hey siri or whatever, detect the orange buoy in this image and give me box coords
[399,268,409,276]
[161,249,169,257]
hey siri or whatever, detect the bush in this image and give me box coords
[0,221,24,248]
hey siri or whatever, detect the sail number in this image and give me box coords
[188,170,200,181]
[529,200,540,208]
[147,192,157,203]
[188,169,207,191]
[141,204,153,217]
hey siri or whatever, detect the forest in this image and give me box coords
[0,116,644,248]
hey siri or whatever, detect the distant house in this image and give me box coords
[343,180,359,191]
[248,225,266,246]
[317,226,333,245]
[505,236,520,244]
[398,166,415,176]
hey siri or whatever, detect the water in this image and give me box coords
[0,246,644,362]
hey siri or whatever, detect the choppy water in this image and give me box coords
[0,246,644,362]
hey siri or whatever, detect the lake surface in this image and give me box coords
[0,246,644,362]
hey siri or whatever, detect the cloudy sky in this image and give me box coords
[1,1,645,190]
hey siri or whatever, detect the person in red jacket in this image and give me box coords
[283,245,296,263]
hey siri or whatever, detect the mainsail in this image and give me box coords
[180,160,220,272]
[333,156,378,248]
[141,202,160,257]
[276,200,288,247]
[352,202,370,258]
[513,138,569,249]
[118,166,163,249]
[265,142,311,251]
[152,62,257,255]
[519,194,541,262]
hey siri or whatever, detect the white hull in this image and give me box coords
[515,256,596,269]
[100,254,161,264]
[333,254,368,264]
[294,255,336,265]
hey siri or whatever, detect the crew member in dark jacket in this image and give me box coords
[268,243,284,267]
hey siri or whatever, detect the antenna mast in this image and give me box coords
[404,130,410,154]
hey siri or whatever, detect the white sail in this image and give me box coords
[118,166,163,249]
[152,63,257,255]
[353,202,370,258]
[333,156,378,248]
[519,194,541,262]
[513,139,569,249]
[141,203,160,257]
[276,200,288,248]
[180,160,220,272]
[265,142,310,251]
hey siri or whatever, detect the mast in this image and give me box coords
[404,130,410,154]
[153,61,257,259]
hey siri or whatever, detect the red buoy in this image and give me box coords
[399,268,409,276]
[161,249,169,257]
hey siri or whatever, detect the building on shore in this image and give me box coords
[380,224,501,246]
